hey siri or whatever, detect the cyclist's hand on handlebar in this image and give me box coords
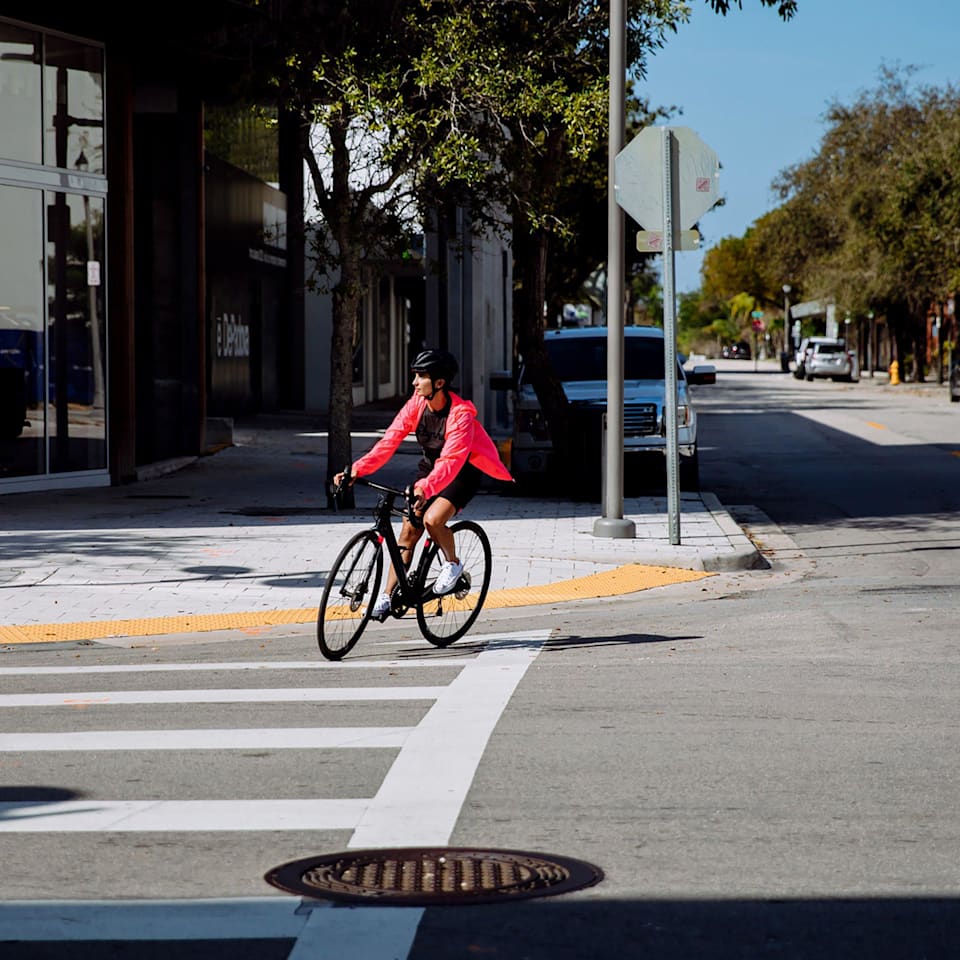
[403,484,425,526]
[331,466,354,498]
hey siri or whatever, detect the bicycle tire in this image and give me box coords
[317,530,383,661]
[416,519,492,647]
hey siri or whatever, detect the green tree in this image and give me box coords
[240,1,505,503]
[545,82,671,326]
[762,66,960,378]
[228,0,799,495]
[416,0,797,481]
[702,234,764,303]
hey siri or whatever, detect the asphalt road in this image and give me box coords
[2,363,959,958]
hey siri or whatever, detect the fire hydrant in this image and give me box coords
[889,360,900,385]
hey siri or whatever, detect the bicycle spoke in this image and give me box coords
[417,520,491,647]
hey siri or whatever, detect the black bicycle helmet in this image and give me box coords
[411,348,458,384]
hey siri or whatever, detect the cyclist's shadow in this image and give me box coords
[383,632,703,659]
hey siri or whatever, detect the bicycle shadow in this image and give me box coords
[372,631,701,661]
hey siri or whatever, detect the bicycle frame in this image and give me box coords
[360,479,439,612]
[319,468,493,660]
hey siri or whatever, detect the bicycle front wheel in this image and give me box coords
[416,519,492,647]
[317,530,383,661]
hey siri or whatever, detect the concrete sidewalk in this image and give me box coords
[0,412,761,643]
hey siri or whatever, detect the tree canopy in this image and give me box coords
[690,64,960,377]
[221,0,801,490]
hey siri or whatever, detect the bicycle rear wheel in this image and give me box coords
[318,530,383,661]
[416,519,492,647]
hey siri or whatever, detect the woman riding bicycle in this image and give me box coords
[334,348,513,618]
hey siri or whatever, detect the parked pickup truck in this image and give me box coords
[508,325,716,493]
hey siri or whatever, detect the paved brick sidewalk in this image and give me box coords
[0,413,759,632]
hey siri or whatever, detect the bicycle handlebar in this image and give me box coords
[331,468,422,527]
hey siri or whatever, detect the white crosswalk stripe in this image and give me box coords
[0,630,549,957]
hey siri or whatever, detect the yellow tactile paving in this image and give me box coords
[0,563,712,645]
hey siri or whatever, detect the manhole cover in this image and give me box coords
[264,846,603,906]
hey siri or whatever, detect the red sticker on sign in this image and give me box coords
[696,177,710,192]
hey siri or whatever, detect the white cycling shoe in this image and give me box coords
[433,560,464,595]
[370,593,392,618]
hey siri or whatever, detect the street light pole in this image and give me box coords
[594,0,634,540]
[782,284,792,372]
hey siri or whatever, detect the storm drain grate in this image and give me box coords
[264,846,603,906]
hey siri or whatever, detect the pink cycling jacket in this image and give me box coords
[352,392,513,500]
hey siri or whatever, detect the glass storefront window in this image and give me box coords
[46,190,107,474]
[44,34,104,173]
[1,19,108,488]
[0,22,42,165]
[0,184,45,478]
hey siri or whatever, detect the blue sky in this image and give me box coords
[641,0,960,293]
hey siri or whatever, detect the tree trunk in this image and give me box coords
[911,314,927,383]
[309,118,365,509]
[327,255,362,508]
[887,301,910,380]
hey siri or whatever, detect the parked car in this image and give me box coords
[509,325,716,493]
[721,341,752,360]
[793,336,831,378]
[800,337,857,382]
[950,357,960,402]
[0,311,41,440]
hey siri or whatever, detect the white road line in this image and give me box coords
[349,633,547,848]
[290,633,550,960]
[0,686,445,707]
[0,798,369,833]
[0,630,551,959]
[290,906,423,960]
[0,895,421,960]
[0,726,410,752]
[0,898,307,939]
[0,659,474,676]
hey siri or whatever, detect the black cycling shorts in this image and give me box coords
[415,460,484,511]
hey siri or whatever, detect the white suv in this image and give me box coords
[510,325,716,492]
[795,336,857,382]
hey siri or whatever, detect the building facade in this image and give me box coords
[0,7,306,495]
[1,6,511,495]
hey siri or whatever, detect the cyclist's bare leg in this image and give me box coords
[423,497,459,564]
[384,516,424,595]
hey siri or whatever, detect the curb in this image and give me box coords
[700,492,768,571]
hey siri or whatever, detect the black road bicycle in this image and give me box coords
[318,472,493,661]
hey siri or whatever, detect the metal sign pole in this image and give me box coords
[661,127,680,545]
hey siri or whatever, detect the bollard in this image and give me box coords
[889,360,900,385]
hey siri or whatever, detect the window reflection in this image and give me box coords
[0,22,42,165]
[0,20,108,484]
[43,34,104,173]
[0,185,45,478]
[47,190,106,473]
